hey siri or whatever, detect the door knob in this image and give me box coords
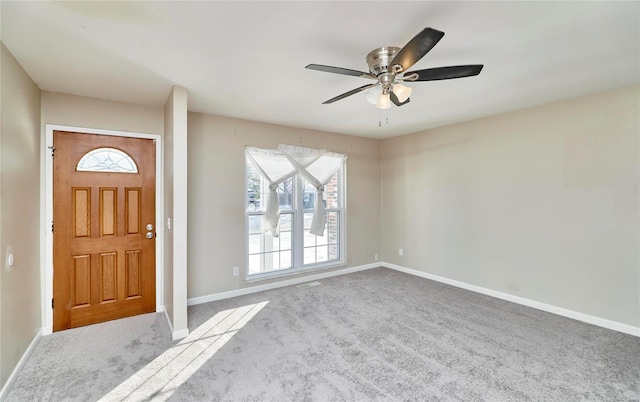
[146,224,154,231]
[146,232,154,239]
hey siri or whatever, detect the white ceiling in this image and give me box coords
[2,1,638,139]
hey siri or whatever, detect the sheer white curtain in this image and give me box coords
[245,148,297,236]
[279,144,346,236]
[246,145,345,237]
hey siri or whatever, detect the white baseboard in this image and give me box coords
[383,262,640,337]
[161,306,189,341]
[188,263,380,307]
[0,327,43,401]
[172,328,190,341]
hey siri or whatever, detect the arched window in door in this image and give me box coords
[76,147,138,173]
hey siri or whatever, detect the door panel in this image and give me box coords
[53,131,156,332]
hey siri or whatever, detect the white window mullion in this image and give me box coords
[339,165,345,262]
[294,174,304,269]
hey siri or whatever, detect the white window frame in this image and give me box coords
[245,160,346,281]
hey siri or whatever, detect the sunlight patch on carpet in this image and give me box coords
[99,301,269,402]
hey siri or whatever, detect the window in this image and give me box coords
[302,176,340,265]
[246,146,345,278]
[76,147,138,173]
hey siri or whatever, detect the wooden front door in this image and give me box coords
[53,131,156,332]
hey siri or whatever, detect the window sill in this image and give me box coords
[244,260,346,283]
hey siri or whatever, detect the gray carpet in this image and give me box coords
[5,268,639,401]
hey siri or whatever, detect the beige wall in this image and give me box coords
[0,43,42,388]
[381,85,639,327]
[187,113,381,298]
[41,92,164,135]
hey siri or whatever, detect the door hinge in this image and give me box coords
[51,221,54,232]
[52,298,54,309]
[48,145,56,158]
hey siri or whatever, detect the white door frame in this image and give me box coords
[43,124,164,335]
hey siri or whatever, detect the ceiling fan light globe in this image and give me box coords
[393,83,412,103]
[377,93,391,110]
[365,86,382,104]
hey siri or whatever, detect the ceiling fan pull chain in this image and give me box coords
[377,111,390,128]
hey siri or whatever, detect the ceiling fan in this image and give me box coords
[305,27,483,109]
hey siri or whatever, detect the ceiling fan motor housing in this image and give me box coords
[366,46,400,76]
